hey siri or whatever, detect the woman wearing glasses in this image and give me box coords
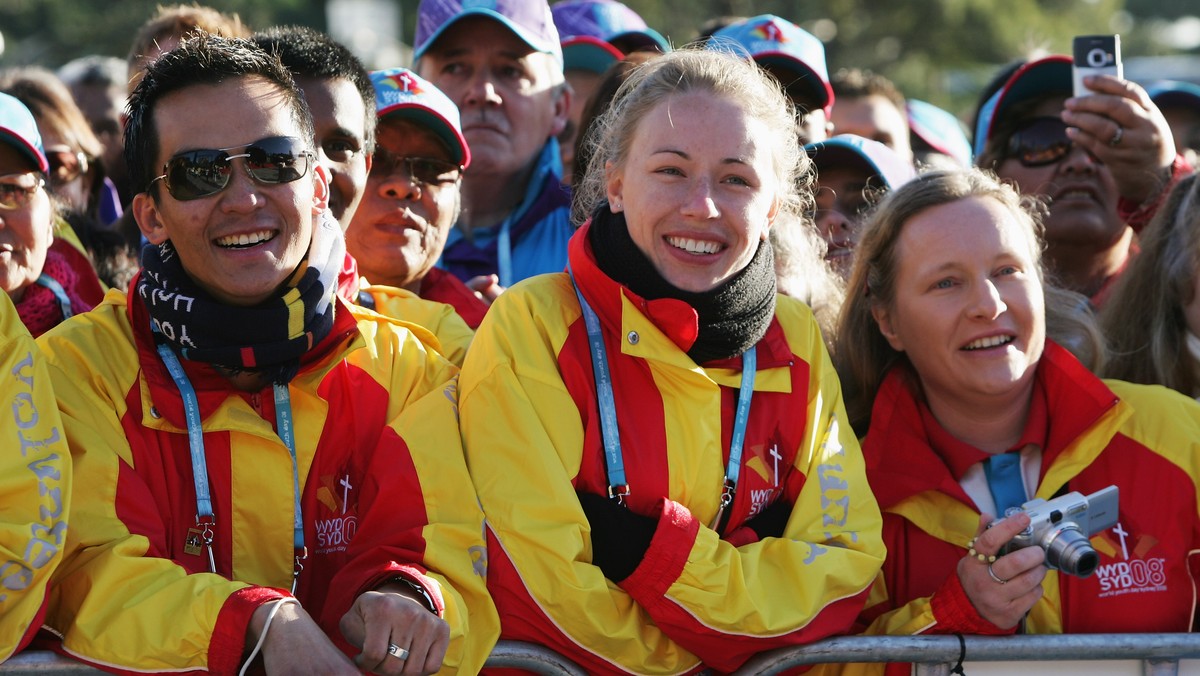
[972,55,1189,307]
[346,68,488,338]
[459,49,884,674]
[826,168,1200,676]
[1,67,138,290]
[0,92,104,337]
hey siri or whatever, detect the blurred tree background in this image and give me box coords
[1,0,1196,124]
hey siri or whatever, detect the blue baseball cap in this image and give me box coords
[973,55,1071,160]
[552,0,668,73]
[706,14,833,114]
[0,92,49,174]
[372,68,471,168]
[1146,80,1200,112]
[907,99,972,167]
[806,134,916,190]
[414,0,563,68]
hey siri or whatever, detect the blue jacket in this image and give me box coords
[440,139,574,287]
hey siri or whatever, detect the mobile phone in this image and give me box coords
[1072,35,1122,97]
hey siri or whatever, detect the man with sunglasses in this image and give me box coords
[344,68,487,362]
[974,55,1191,306]
[36,33,497,675]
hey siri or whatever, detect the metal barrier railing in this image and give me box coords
[4,635,1200,675]
[734,634,1200,676]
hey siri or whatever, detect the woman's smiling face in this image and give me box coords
[605,91,780,293]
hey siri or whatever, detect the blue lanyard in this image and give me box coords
[569,276,757,517]
[497,219,513,289]
[496,139,562,287]
[154,332,305,580]
[37,273,73,320]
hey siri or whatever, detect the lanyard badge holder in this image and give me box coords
[154,324,306,591]
[570,275,756,530]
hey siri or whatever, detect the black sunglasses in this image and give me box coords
[370,150,462,187]
[1005,117,1074,168]
[44,145,90,187]
[149,136,314,201]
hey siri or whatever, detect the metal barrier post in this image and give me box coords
[1145,659,1181,676]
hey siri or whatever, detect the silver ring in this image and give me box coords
[387,643,409,660]
[1109,124,1124,146]
[987,564,1008,585]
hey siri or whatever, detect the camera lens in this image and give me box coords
[1087,48,1109,68]
[1042,524,1101,577]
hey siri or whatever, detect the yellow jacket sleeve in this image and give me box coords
[0,295,70,660]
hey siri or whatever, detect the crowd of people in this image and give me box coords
[1,0,1199,674]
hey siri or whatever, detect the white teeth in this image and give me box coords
[964,335,1013,350]
[666,236,722,255]
[216,230,274,247]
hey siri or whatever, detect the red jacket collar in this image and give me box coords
[568,220,793,368]
[920,376,1049,480]
[864,341,1119,510]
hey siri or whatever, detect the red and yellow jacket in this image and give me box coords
[0,293,70,661]
[458,223,885,675]
[339,252,475,367]
[36,288,498,674]
[826,342,1200,676]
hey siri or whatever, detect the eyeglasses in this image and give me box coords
[43,145,90,187]
[808,185,876,222]
[0,173,45,210]
[1005,117,1074,167]
[149,136,315,201]
[370,151,462,187]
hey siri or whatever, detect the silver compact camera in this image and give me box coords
[993,485,1119,578]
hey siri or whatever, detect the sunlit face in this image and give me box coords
[812,163,875,276]
[418,17,566,186]
[830,95,914,166]
[994,97,1122,251]
[296,76,371,226]
[0,145,54,301]
[346,119,461,292]
[132,76,328,306]
[872,196,1045,413]
[606,91,780,293]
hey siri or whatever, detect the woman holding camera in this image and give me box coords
[828,168,1200,675]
